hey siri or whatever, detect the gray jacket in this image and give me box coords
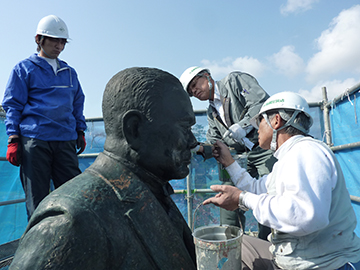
[206,71,269,154]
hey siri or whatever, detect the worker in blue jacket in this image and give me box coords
[2,15,86,220]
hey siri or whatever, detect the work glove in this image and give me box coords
[191,143,213,160]
[6,137,22,166]
[223,123,246,142]
[223,124,254,150]
[199,144,213,161]
[76,130,86,155]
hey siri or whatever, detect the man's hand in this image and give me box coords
[203,185,242,211]
[223,123,246,142]
[6,136,21,166]
[212,140,235,167]
[76,130,86,155]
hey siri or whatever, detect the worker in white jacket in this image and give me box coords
[204,91,360,270]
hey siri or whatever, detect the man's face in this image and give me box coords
[257,114,274,150]
[39,36,66,59]
[187,75,210,101]
[138,83,198,181]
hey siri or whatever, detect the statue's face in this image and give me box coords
[138,83,198,181]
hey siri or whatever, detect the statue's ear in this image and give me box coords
[122,110,144,150]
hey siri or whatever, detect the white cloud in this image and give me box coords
[280,0,319,15]
[270,45,305,77]
[306,5,360,83]
[201,56,266,80]
[298,77,359,103]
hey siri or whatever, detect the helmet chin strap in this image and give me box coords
[205,75,213,100]
[263,110,301,151]
[39,36,53,59]
[40,47,52,58]
[263,114,279,151]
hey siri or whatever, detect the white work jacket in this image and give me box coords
[226,135,360,269]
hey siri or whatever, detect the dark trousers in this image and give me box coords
[241,235,360,270]
[220,203,246,229]
[20,137,81,220]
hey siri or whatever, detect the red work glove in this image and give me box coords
[76,130,86,155]
[6,137,22,166]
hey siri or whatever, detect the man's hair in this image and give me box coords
[35,35,68,52]
[102,67,181,138]
[35,35,45,52]
[267,109,312,136]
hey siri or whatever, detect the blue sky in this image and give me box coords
[1,0,360,118]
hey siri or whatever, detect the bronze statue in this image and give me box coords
[9,67,198,270]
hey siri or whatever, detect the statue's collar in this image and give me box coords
[102,150,174,196]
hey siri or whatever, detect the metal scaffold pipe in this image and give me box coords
[350,195,360,204]
[186,166,193,227]
[322,87,332,147]
[331,142,360,152]
[331,82,360,105]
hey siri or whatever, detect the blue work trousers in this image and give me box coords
[20,137,81,220]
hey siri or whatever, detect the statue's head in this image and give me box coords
[102,67,198,181]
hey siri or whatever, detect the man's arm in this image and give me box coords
[206,107,224,144]
[71,70,87,132]
[2,66,29,136]
[191,107,224,160]
[227,72,269,128]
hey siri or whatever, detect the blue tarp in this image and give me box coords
[0,118,27,245]
[330,92,360,237]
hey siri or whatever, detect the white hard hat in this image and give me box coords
[251,91,313,151]
[250,91,313,130]
[179,66,210,95]
[36,15,70,39]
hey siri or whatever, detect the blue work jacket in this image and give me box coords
[2,53,86,141]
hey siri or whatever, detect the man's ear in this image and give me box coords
[35,34,42,44]
[122,110,144,150]
[273,114,284,130]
